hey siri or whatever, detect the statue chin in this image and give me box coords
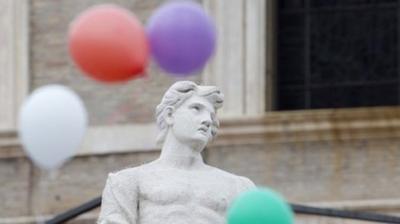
[179,137,209,152]
[171,130,211,151]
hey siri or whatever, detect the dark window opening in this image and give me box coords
[276,0,400,110]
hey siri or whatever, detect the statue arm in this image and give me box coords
[98,173,138,224]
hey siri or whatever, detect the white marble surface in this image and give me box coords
[98,81,255,224]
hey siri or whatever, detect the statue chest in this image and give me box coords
[138,170,237,212]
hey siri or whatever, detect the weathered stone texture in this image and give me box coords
[0,0,395,223]
[206,138,400,203]
[0,157,31,217]
[296,215,373,224]
[1,138,400,222]
[29,0,201,126]
[30,151,159,216]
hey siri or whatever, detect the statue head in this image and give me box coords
[156,81,224,146]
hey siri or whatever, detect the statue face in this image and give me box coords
[170,94,216,149]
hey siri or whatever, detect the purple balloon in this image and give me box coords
[147,2,216,76]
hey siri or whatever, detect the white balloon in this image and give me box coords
[18,85,88,170]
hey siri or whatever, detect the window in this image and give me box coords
[277,0,400,110]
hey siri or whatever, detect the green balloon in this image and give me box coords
[227,188,294,224]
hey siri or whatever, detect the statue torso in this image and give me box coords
[110,161,254,224]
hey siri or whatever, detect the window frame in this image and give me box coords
[0,0,29,133]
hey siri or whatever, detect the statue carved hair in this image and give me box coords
[155,81,224,144]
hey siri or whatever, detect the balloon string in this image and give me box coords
[33,169,59,224]
[33,170,47,224]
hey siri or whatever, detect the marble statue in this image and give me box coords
[98,81,255,224]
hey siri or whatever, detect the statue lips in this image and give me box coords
[198,125,209,135]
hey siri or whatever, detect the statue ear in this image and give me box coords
[164,106,174,126]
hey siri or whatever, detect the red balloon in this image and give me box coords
[69,5,149,82]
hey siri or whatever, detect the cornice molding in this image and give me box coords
[2,107,400,158]
[214,106,400,146]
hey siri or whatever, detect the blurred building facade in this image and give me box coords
[0,0,399,223]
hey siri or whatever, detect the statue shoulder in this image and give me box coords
[205,165,237,178]
[205,165,256,189]
[236,175,256,191]
[107,162,155,187]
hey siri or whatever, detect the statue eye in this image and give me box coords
[191,105,200,111]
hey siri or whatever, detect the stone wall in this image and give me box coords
[0,156,31,218]
[0,0,400,224]
[207,138,400,203]
[1,137,399,223]
[29,0,201,126]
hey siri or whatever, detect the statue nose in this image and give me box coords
[202,120,211,128]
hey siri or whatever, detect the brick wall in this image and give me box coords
[2,139,400,222]
[29,0,201,126]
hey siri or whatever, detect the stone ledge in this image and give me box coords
[215,106,400,145]
[0,211,99,224]
[2,106,400,158]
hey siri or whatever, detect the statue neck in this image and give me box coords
[158,131,206,170]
